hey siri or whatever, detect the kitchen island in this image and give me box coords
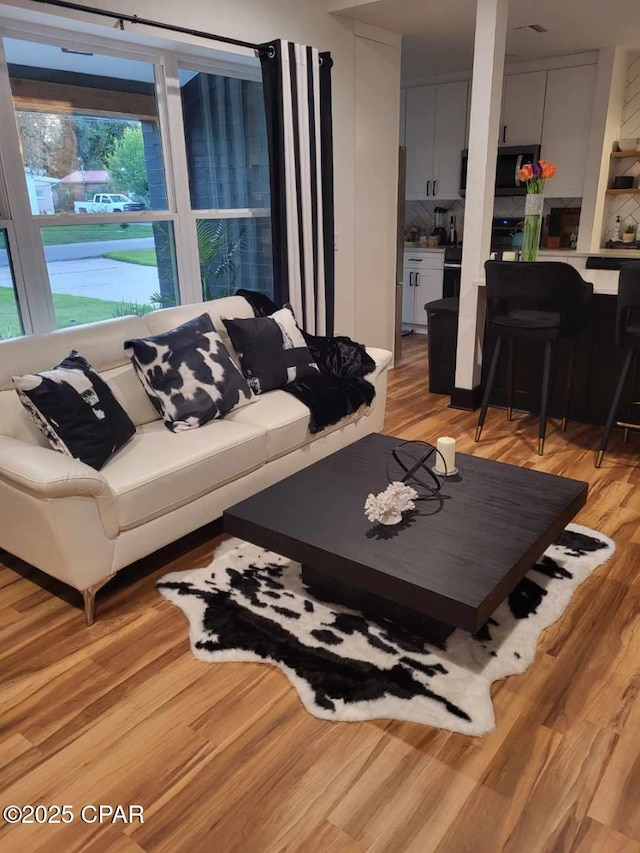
[470,267,629,426]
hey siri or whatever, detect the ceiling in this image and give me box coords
[328,0,640,79]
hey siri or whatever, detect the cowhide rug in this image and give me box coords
[157,524,614,736]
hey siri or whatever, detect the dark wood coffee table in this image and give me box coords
[223,434,588,641]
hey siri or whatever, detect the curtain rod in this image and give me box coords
[29,0,263,52]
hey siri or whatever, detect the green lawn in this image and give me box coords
[101,248,158,266]
[0,287,152,340]
[0,287,23,340]
[40,223,154,246]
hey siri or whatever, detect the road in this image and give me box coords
[0,256,159,303]
[0,237,155,267]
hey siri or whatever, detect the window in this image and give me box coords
[0,29,273,334]
[196,217,273,300]
[180,67,273,300]
[6,38,168,214]
[0,229,23,340]
[42,221,179,328]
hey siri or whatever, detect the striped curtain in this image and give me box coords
[260,40,335,335]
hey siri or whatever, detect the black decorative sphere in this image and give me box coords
[386,440,445,500]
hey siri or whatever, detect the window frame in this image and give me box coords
[175,59,272,302]
[0,17,270,334]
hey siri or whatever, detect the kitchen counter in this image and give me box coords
[403,246,446,254]
[537,248,640,258]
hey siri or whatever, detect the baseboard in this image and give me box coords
[449,385,483,411]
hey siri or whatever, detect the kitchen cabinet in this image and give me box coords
[402,266,416,325]
[403,253,444,326]
[500,71,546,146]
[414,269,444,322]
[405,81,468,200]
[405,86,436,198]
[433,81,468,199]
[540,65,596,198]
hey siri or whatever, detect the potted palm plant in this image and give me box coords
[622,222,637,244]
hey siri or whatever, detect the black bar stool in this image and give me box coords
[475,261,593,455]
[596,262,640,468]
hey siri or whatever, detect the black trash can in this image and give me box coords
[425,297,459,395]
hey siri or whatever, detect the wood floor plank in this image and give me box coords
[0,335,638,851]
[500,719,617,852]
[589,661,640,842]
[571,818,640,853]
[276,820,366,853]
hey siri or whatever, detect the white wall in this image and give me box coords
[6,0,401,349]
[354,26,401,350]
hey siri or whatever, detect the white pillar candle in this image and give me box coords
[436,436,456,474]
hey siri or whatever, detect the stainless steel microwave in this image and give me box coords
[460,144,541,197]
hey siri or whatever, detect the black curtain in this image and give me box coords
[259,39,335,335]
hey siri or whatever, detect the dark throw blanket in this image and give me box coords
[236,290,377,433]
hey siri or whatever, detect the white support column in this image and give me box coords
[453,0,508,402]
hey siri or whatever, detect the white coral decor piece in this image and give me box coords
[364,482,419,526]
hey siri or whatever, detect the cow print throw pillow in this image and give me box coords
[124,313,253,433]
[223,306,319,395]
[13,351,136,470]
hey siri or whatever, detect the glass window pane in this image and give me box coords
[181,68,270,210]
[5,37,168,213]
[0,230,24,339]
[196,217,273,301]
[40,221,180,329]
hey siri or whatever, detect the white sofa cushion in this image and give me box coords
[225,390,310,460]
[227,347,391,460]
[0,316,156,441]
[102,364,161,428]
[144,296,254,366]
[0,315,149,391]
[102,419,267,531]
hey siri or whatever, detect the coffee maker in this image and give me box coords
[432,207,448,245]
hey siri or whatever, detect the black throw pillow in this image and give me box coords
[223,306,320,394]
[13,351,136,470]
[124,313,253,432]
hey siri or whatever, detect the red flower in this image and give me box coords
[518,163,534,182]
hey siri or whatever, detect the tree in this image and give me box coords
[74,117,128,171]
[16,112,78,177]
[16,111,129,177]
[106,125,149,205]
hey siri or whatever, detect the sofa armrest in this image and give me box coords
[365,347,393,381]
[0,436,118,538]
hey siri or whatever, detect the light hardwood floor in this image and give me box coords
[1,334,639,852]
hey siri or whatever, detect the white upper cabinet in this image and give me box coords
[405,86,436,198]
[433,81,468,200]
[405,81,467,200]
[500,71,547,146]
[541,65,596,198]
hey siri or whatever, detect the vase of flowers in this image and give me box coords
[518,160,558,262]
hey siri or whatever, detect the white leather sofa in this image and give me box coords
[0,296,392,623]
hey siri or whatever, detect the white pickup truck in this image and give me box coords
[74,194,146,214]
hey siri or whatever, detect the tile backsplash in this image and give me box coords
[603,51,640,242]
[405,197,582,240]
